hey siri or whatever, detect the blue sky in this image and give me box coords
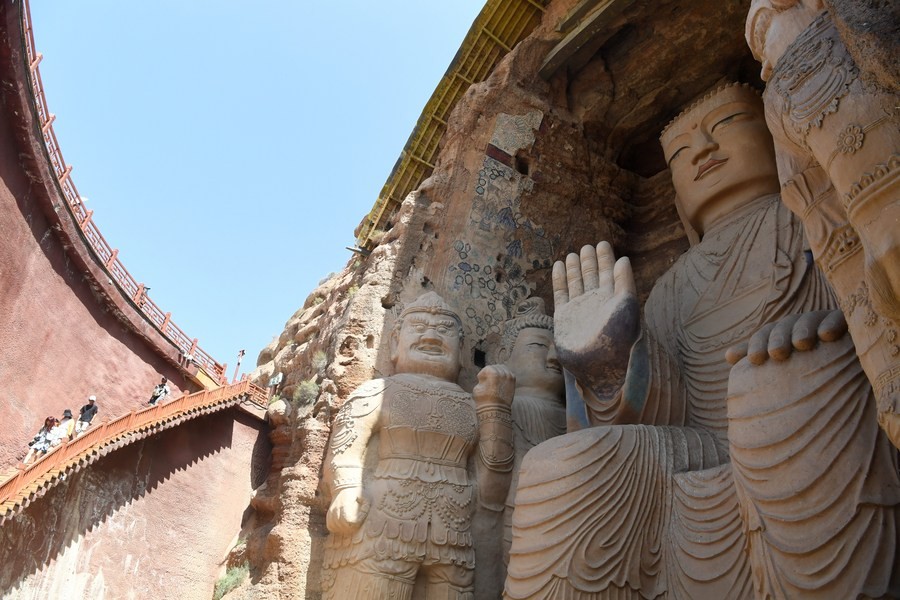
[29,2,485,377]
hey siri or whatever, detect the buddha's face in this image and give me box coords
[392,311,462,381]
[505,327,564,398]
[661,95,780,235]
[746,0,824,80]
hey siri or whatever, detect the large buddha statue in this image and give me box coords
[746,0,900,444]
[320,291,515,600]
[504,83,900,599]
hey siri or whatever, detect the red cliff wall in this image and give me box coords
[0,408,270,600]
[0,3,197,467]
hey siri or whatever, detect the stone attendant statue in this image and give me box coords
[505,83,900,599]
[746,0,900,444]
[321,291,515,600]
[498,298,566,563]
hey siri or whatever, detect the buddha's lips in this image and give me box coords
[696,158,727,180]
[414,344,445,355]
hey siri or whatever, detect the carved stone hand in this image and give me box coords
[552,242,640,391]
[325,487,369,536]
[473,364,516,408]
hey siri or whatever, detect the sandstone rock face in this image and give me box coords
[238,1,899,598]
[0,409,269,600]
[824,0,900,88]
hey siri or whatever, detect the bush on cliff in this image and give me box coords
[293,379,319,405]
[213,562,249,600]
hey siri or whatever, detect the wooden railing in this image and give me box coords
[0,379,268,512]
[20,1,227,384]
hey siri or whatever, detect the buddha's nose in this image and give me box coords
[547,345,560,370]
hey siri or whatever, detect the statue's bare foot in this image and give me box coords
[726,310,848,366]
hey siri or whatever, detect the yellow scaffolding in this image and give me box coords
[355,0,549,249]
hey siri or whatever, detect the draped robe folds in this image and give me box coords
[505,196,900,599]
[503,394,567,557]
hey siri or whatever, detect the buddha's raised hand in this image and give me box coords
[552,242,639,391]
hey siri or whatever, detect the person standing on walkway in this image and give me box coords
[76,395,98,435]
[148,377,170,406]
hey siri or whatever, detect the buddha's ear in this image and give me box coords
[495,345,511,365]
[673,194,701,246]
[389,328,400,365]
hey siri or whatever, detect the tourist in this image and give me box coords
[148,377,170,406]
[50,409,75,446]
[23,416,56,465]
[75,395,98,435]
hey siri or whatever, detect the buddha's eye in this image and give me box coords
[668,146,688,166]
[712,112,746,131]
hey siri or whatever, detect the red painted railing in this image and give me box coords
[20,1,227,384]
[0,379,268,511]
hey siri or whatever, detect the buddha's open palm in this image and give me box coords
[552,242,640,386]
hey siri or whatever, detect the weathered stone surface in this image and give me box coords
[506,82,900,600]
[824,0,900,89]
[236,1,899,598]
[747,1,900,443]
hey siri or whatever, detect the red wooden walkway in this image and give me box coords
[0,379,268,525]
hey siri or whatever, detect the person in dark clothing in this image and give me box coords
[148,377,170,406]
[76,395,98,435]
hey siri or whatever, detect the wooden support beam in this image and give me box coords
[481,27,513,52]
[539,0,634,79]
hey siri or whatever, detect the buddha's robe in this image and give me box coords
[505,196,900,599]
[502,393,567,559]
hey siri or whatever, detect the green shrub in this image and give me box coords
[213,563,249,600]
[293,379,319,405]
[312,350,328,373]
[268,393,281,405]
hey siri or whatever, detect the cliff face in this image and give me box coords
[238,1,763,597]
[0,409,269,600]
[0,3,198,469]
